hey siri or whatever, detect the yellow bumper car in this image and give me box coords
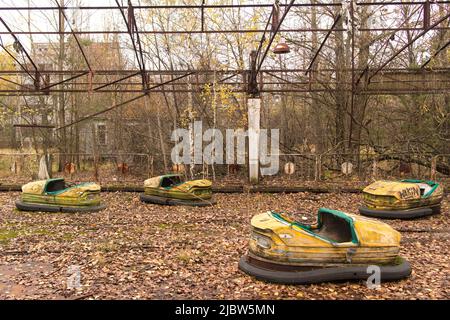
[359,180,443,219]
[140,174,215,207]
[239,208,411,284]
[16,178,105,213]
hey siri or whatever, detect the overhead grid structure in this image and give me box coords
[0,2,448,95]
[0,4,448,96]
[0,1,449,164]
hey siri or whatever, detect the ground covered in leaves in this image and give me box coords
[0,191,448,300]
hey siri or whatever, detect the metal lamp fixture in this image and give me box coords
[273,37,290,54]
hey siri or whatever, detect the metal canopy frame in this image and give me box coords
[0,1,448,100]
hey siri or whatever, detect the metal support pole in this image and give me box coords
[248,50,259,97]
[424,0,430,30]
[349,1,355,150]
[248,98,261,184]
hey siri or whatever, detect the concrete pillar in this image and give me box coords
[248,98,261,184]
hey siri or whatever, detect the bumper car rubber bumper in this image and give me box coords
[15,200,106,213]
[359,205,440,219]
[238,254,411,285]
[140,194,216,207]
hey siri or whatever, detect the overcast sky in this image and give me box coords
[0,0,125,47]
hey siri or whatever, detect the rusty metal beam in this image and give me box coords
[201,0,206,32]
[13,124,55,128]
[0,18,39,84]
[2,2,449,11]
[0,45,37,82]
[254,5,274,65]
[0,3,340,11]
[14,78,448,86]
[247,5,273,96]
[256,0,296,75]
[55,93,148,130]
[368,12,450,83]
[248,0,295,96]
[1,67,449,76]
[355,2,425,86]
[40,71,89,91]
[54,0,92,73]
[55,72,195,131]
[2,27,450,36]
[423,0,431,30]
[131,1,149,92]
[0,17,39,74]
[2,88,446,96]
[0,76,29,89]
[4,77,448,89]
[93,71,141,91]
[115,0,147,91]
[305,14,342,75]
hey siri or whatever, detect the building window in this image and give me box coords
[96,124,107,145]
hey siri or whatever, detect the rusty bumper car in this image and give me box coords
[140,174,216,207]
[359,180,443,219]
[239,208,411,284]
[15,178,106,213]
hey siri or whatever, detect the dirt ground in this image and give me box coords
[0,191,448,300]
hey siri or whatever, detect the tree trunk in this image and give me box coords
[350,3,371,156]
[310,0,323,154]
[58,0,66,171]
[333,6,347,154]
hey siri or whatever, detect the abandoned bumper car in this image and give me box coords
[359,180,443,219]
[239,208,411,284]
[140,174,215,207]
[16,178,106,213]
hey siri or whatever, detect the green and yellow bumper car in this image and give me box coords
[359,180,443,219]
[16,178,106,213]
[140,174,215,207]
[239,208,411,284]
